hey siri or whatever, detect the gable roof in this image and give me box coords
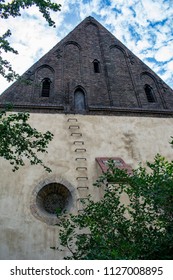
[0,16,173,116]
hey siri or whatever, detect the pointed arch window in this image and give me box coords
[74,88,86,111]
[41,78,51,97]
[144,84,155,103]
[93,60,100,73]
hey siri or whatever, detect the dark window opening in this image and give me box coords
[144,84,155,103]
[41,78,51,97]
[36,183,71,215]
[93,60,100,73]
[74,89,86,111]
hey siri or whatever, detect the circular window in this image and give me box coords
[30,180,73,225]
[36,183,71,215]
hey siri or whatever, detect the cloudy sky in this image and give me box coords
[0,0,173,94]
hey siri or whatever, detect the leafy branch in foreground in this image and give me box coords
[0,0,61,81]
[0,29,19,81]
[0,55,20,82]
[0,0,61,26]
[57,156,173,260]
[0,110,53,171]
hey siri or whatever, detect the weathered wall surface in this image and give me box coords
[0,113,173,259]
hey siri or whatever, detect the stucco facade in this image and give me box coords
[0,113,173,259]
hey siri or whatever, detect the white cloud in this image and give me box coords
[167,60,173,71]
[141,0,168,22]
[155,43,173,62]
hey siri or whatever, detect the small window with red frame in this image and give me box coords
[95,157,132,174]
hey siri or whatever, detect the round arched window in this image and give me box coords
[30,181,73,225]
[36,183,71,215]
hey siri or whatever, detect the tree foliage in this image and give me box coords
[0,0,61,24]
[0,0,61,81]
[0,110,53,171]
[58,155,173,260]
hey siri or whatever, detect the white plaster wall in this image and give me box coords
[0,113,173,259]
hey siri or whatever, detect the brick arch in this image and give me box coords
[36,65,55,82]
[63,41,81,83]
[108,45,137,107]
[140,72,158,101]
[109,44,127,55]
[85,20,100,50]
[85,20,99,30]
[140,72,166,108]
[36,64,55,74]
[140,71,159,85]
[34,65,55,100]
[64,40,82,51]
[73,85,87,94]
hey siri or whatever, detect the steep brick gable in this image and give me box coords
[0,16,173,115]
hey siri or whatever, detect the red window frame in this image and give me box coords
[95,157,132,174]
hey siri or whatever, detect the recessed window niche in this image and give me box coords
[30,179,74,225]
[36,183,71,215]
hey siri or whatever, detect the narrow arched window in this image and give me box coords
[74,89,86,111]
[41,78,51,97]
[144,84,155,103]
[93,60,100,73]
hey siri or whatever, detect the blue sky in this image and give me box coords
[0,0,173,93]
